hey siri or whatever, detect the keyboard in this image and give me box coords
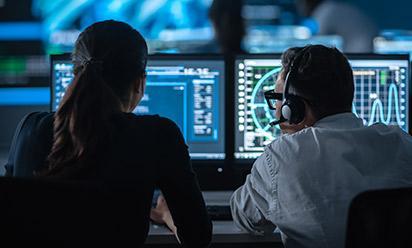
[207,205,232,221]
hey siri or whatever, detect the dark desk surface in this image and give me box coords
[147,221,282,245]
[147,191,282,245]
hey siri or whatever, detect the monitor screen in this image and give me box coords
[234,54,410,159]
[234,56,283,159]
[0,55,49,106]
[349,56,409,131]
[51,55,225,160]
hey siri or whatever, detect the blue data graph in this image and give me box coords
[351,63,408,131]
[367,84,401,125]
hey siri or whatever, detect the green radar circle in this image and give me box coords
[250,67,282,140]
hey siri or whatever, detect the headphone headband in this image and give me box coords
[280,46,311,124]
[283,46,312,99]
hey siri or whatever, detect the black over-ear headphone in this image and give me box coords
[280,46,311,124]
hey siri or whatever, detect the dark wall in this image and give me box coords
[345,0,412,30]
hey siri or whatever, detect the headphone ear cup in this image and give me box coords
[282,97,306,124]
[281,104,292,121]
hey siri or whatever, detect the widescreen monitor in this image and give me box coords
[51,54,225,160]
[234,54,410,159]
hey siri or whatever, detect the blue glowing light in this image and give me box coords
[0,87,50,105]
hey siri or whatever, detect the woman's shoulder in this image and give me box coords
[19,111,54,131]
[120,113,179,129]
[116,113,184,146]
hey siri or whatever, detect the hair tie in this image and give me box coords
[83,58,104,68]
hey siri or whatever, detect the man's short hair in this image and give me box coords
[281,45,354,119]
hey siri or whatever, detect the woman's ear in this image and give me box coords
[139,76,146,94]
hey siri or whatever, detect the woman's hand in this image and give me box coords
[150,195,180,243]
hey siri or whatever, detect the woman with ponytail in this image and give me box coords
[4,20,211,247]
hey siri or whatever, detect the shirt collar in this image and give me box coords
[313,112,364,129]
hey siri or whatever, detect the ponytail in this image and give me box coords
[39,20,148,178]
[45,61,121,177]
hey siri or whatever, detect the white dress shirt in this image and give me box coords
[231,113,412,248]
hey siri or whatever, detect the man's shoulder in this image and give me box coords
[268,128,315,147]
[264,128,316,160]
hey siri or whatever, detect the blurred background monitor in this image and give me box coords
[0,0,215,54]
[244,32,343,53]
[234,54,410,160]
[0,0,307,54]
[51,54,226,160]
[0,54,49,155]
[0,0,411,55]
[0,55,49,106]
[374,30,412,59]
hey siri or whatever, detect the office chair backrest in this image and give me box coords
[346,187,412,248]
[0,177,150,248]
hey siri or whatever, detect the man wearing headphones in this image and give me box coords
[230,45,412,248]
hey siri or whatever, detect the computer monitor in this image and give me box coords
[50,54,225,160]
[244,30,344,54]
[374,37,412,59]
[349,55,409,132]
[234,54,410,160]
[0,55,49,106]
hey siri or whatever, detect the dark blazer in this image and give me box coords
[3,111,212,247]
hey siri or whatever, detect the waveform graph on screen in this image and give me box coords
[352,64,408,131]
[235,59,283,159]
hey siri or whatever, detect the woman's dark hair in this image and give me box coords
[280,45,354,119]
[44,20,148,177]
